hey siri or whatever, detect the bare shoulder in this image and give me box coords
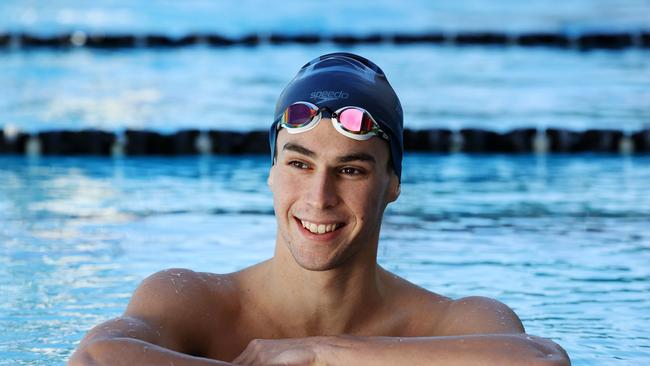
[125,268,238,347]
[379,270,524,336]
[436,296,525,336]
[128,267,237,316]
[379,269,451,334]
[383,271,449,305]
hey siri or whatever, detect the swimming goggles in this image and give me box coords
[275,101,390,141]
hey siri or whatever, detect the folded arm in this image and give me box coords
[68,316,232,366]
[235,296,570,366]
[321,333,567,366]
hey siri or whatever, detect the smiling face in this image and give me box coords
[268,118,400,271]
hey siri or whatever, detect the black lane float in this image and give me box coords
[1,30,648,50]
[1,128,649,155]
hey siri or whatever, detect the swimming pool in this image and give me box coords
[3,45,649,134]
[2,0,649,34]
[2,0,650,134]
[1,155,649,365]
[2,0,650,364]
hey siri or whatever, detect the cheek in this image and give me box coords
[271,169,300,210]
[349,184,389,222]
[270,166,287,195]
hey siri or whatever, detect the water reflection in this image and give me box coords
[1,154,649,365]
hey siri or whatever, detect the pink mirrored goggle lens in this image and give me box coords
[337,108,374,134]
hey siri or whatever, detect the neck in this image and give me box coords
[262,239,386,336]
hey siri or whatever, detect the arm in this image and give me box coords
[68,269,235,366]
[317,333,568,366]
[68,316,233,366]
[234,297,570,366]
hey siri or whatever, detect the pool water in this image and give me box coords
[3,46,649,134]
[1,154,649,365]
[2,0,649,34]
[2,1,650,134]
[2,0,650,364]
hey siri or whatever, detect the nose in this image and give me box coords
[305,169,339,210]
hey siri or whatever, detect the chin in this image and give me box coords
[289,248,343,272]
[292,255,337,271]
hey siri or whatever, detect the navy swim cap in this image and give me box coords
[269,52,404,180]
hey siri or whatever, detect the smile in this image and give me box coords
[297,218,344,235]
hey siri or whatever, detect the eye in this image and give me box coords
[288,160,309,170]
[340,167,365,176]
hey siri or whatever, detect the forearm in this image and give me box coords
[68,337,234,366]
[319,334,570,366]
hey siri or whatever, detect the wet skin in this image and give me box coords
[69,119,570,366]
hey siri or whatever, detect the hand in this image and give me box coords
[232,337,327,366]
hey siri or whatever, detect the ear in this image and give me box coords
[386,174,400,203]
[267,165,275,190]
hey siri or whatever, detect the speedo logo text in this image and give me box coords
[310,90,350,103]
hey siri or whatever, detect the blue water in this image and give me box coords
[2,46,649,133]
[2,1,650,365]
[1,1,650,134]
[2,0,649,34]
[1,155,650,365]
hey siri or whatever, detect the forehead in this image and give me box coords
[276,118,390,162]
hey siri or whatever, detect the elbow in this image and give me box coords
[68,338,123,366]
[528,337,571,366]
[68,343,97,366]
[506,334,570,366]
[532,354,571,366]
[543,349,571,366]
[68,349,91,366]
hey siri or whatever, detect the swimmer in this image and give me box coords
[69,53,570,366]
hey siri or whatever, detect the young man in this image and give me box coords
[69,53,570,366]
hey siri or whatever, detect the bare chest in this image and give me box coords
[200,300,441,362]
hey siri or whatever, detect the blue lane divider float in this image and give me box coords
[1,128,649,156]
[0,31,648,50]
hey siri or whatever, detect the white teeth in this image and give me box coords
[299,219,339,235]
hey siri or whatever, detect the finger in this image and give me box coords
[232,346,253,365]
[268,349,316,366]
[233,353,254,365]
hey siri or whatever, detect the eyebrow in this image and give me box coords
[283,143,315,157]
[337,153,376,164]
[282,142,376,164]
